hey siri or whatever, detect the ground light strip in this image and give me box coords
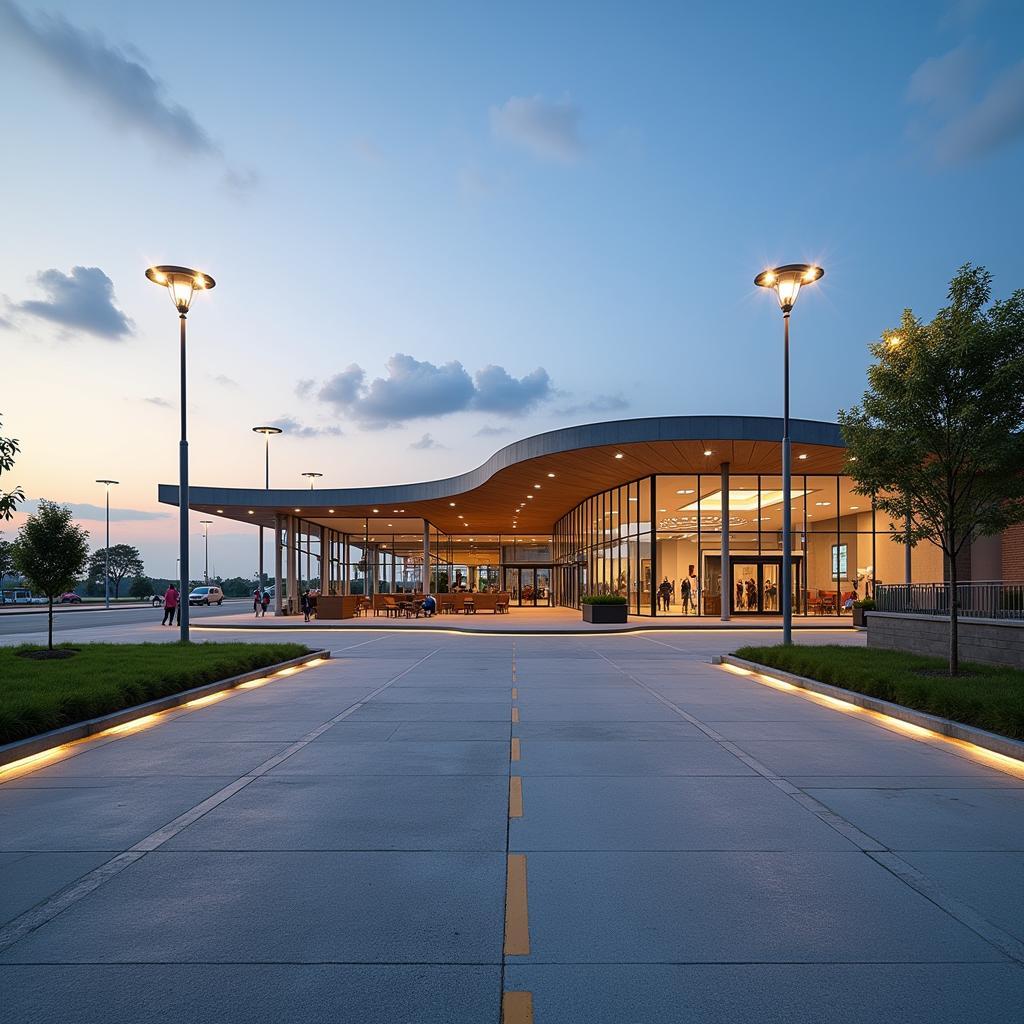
[0,655,329,783]
[719,661,1024,780]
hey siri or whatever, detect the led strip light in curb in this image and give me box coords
[718,658,1024,780]
[0,654,330,782]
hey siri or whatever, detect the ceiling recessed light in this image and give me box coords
[534,484,541,489]
[798,453,808,460]
[247,510,254,515]
[676,489,695,495]
[373,508,379,513]
[629,497,638,502]
[657,508,667,512]
[328,508,335,513]
[294,508,301,512]
[527,495,534,499]
[614,452,624,459]
[216,508,224,513]
[547,472,555,478]
[449,502,456,507]
[849,505,860,510]
[703,449,713,457]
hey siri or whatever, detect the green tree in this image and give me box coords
[13,501,90,650]
[130,575,153,599]
[0,414,25,521]
[839,264,1024,674]
[87,544,144,599]
[0,534,13,585]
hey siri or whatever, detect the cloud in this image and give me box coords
[143,396,171,408]
[21,498,168,522]
[295,378,316,398]
[0,1,254,184]
[907,45,1024,162]
[555,393,630,417]
[15,266,133,339]
[265,415,342,439]
[490,95,584,162]
[317,354,552,426]
[210,373,238,389]
[410,433,446,450]
[473,365,552,413]
[475,425,511,438]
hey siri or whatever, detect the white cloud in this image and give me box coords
[490,95,584,163]
[15,266,133,339]
[410,433,446,450]
[265,415,342,439]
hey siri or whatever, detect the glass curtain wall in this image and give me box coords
[553,472,944,616]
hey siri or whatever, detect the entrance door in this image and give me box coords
[730,557,801,614]
[502,567,553,606]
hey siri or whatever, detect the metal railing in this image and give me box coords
[874,582,1024,621]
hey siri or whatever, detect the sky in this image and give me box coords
[1,0,1023,580]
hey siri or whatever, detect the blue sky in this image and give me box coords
[1,0,1023,577]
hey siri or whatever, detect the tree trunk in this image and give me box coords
[947,550,959,676]
[48,595,54,651]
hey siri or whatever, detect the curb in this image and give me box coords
[0,648,330,770]
[718,653,1024,763]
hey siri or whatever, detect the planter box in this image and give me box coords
[852,606,866,628]
[583,603,628,624]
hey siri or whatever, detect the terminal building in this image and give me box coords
[160,415,1016,619]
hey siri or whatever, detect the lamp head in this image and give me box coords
[252,425,283,436]
[754,263,823,314]
[146,265,215,314]
[95,478,119,486]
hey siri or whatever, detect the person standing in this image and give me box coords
[301,590,311,623]
[162,583,178,626]
[261,591,270,617]
[253,587,262,617]
[681,575,692,615]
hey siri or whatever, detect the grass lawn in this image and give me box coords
[733,644,1024,741]
[0,642,311,745]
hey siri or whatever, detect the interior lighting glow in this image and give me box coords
[547,472,555,478]
[183,691,231,708]
[614,453,624,459]
[798,453,808,460]
[102,713,164,735]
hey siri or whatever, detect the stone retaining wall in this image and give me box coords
[867,612,1024,669]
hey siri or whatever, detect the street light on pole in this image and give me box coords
[95,479,119,609]
[146,265,216,643]
[200,519,213,585]
[754,263,824,646]
[252,426,282,596]
[302,472,323,490]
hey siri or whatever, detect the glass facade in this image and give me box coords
[552,472,944,616]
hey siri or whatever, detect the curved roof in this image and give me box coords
[160,415,847,534]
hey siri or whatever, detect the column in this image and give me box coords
[274,514,283,615]
[319,525,326,590]
[720,461,730,622]
[343,534,350,595]
[423,521,431,595]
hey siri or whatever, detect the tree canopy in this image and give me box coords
[839,263,1024,673]
[88,544,145,599]
[0,414,25,522]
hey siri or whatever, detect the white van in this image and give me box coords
[188,586,224,606]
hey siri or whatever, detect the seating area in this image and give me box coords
[806,589,856,615]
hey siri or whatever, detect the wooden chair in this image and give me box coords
[806,591,823,615]
[463,598,476,614]
[440,598,455,615]
[495,597,509,614]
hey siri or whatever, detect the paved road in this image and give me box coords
[1,630,1022,1022]
[0,599,247,638]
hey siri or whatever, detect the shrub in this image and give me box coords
[581,594,627,605]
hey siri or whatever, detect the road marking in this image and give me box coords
[504,853,530,955]
[502,990,534,1023]
[511,686,518,699]
[511,707,519,723]
[511,737,521,761]
[509,775,524,817]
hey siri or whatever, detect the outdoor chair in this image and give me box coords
[463,598,476,614]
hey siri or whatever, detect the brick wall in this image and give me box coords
[1003,523,1024,583]
[867,612,1024,669]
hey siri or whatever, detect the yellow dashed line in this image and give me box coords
[511,687,518,699]
[502,990,534,1023]
[511,737,521,761]
[509,775,524,818]
[504,853,530,954]
[511,707,519,724]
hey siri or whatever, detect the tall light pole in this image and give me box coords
[200,519,213,585]
[301,473,322,588]
[754,263,824,645]
[95,479,118,608]
[252,426,282,595]
[302,472,323,490]
[146,265,216,642]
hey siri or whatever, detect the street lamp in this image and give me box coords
[200,519,213,585]
[252,426,282,596]
[95,479,119,609]
[146,265,216,642]
[754,263,824,645]
[302,472,323,490]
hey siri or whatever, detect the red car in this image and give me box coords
[58,592,82,603]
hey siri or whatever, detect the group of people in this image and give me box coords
[656,574,698,613]
[252,588,272,617]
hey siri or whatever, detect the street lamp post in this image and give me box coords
[301,472,323,587]
[95,479,118,608]
[200,519,213,585]
[754,263,824,646]
[146,265,216,642]
[302,472,323,490]
[252,426,283,597]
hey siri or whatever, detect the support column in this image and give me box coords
[423,521,431,595]
[319,525,326,590]
[273,514,283,615]
[343,535,350,595]
[720,461,730,622]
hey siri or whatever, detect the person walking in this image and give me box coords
[253,587,262,617]
[261,591,271,617]
[162,583,178,626]
[657,577,672,613]
[301,590,311,623]
[681,575,692,615]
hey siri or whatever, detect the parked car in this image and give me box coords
[58,592,82,603]
[188,585,224,606]
[1,589,47,605]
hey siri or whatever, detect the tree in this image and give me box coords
[87,544,144,599]
[0,414,25,521]
[0,534,13,585]
[130,575,153,599]
[13,501,90,650]
[839,264,1024,674]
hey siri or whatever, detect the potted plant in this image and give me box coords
[852,597,875,628]
[582,594,628,624]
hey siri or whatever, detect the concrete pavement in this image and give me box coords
[1,628,1023,1022]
